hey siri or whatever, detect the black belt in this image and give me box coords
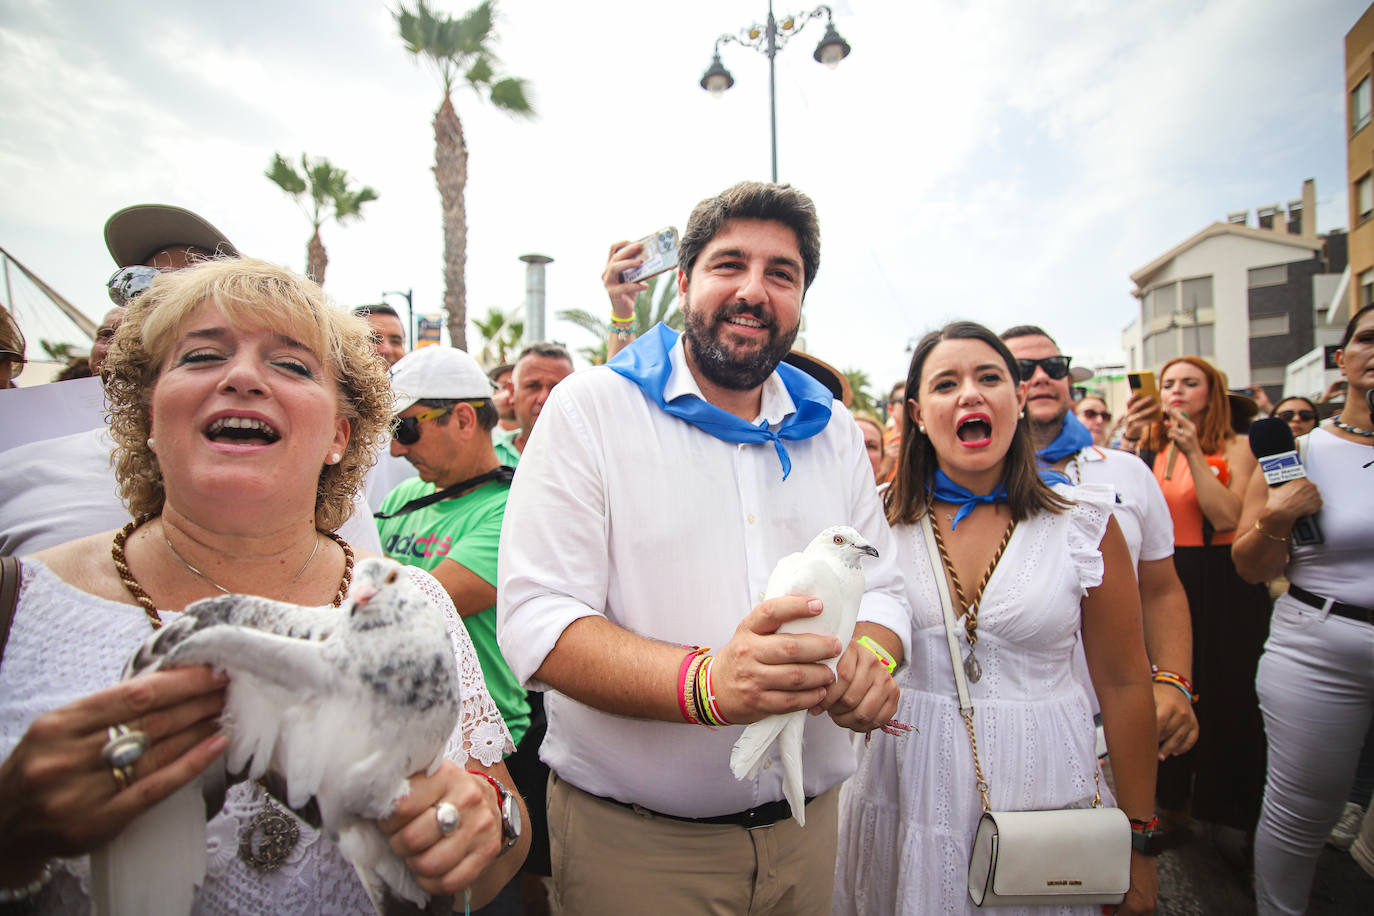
[1289,584,1374,624]
[592,792,812,830]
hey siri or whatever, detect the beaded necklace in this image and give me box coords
[111,514,354,628]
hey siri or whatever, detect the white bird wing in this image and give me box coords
[767,552,850,656]
[731,536,870,827]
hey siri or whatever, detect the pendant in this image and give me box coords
[963,650,983,683]
[239,797,300,872]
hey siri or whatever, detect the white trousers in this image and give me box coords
[1254,593,1374,916]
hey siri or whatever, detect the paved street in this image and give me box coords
[1156,822,1374,914]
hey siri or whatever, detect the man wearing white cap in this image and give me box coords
[377,346,529,751]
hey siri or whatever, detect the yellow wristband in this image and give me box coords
[857,635,897,674]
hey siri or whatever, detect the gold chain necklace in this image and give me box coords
[111,514,354,628]
[163,529,320,595]
[930,513,1017,684]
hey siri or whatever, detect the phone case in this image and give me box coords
[621,227,680,284]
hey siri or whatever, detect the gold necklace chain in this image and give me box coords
[162,529,320,595]
[111,514,354,629]
[930,512,1017,650]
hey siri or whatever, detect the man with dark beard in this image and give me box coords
[497,182,909,915]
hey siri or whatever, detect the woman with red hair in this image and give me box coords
[1124,355,1270,854]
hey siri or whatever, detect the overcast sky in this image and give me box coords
[1,0,1366,390]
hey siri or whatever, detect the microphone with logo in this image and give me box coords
[1247,417,1324,546]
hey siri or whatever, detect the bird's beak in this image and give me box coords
[857,544,879,558]
[350,584,379,612]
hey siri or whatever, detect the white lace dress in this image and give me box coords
[0,559,513,916]
[834,485,1115,916]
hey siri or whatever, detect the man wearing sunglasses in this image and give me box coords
[378,346,526,743]
[375,345,531,908]
[1002,325,1198,785]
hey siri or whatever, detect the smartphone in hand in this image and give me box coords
[620,227,680,284]
[1128,370,1161,418]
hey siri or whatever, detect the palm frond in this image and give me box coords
[555,308,605,340]
[264,153,306,195]
[489,76,534,117]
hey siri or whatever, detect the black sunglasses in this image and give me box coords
[392,407,451,445]
[1015,355,1072,381]
[0,349,25,379]
[1276,409,1316,422]
[1079,408,1112,422]
[107,265,163,306]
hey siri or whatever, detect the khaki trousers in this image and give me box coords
[548,772,839,916]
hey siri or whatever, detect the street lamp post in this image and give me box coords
[699,2,852,182]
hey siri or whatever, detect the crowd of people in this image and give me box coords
[0,183,1371,915]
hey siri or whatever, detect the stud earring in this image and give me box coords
[917,425,927,434]
[146,437,155,451]
[327,452,341,465]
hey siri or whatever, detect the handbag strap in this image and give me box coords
[0,555,21,665]
[922,515,992,812]
[920,515,1102,814]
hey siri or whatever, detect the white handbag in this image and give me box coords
[920,516,1131,908]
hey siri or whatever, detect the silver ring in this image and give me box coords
[435,801,460,837]
[100,724,150,771]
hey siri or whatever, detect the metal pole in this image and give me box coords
[767,1,778,182]
[519,254,553,342]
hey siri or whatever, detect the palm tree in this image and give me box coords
[264,153,378,285]
[556,274,684,366]
[554,309,609,366]
[395,0,534,351]
[470,304,524,367]
[633,274,683,334]
[842,367,877,414]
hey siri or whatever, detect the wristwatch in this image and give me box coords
[1130,825,1163,855]
[470,771,522,854]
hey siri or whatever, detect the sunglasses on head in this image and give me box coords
[392,406,452,445]
[1015,355,1072,381]
[1277,409,1316,422]
[1079,408,1111,422]
[107,265,163,306]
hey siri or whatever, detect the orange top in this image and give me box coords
[1153,447,1233,547]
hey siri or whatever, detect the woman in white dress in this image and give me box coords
[834,321,1158,915]
[0,257,528,913]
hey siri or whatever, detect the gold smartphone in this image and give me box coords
[1128,371,1161,417]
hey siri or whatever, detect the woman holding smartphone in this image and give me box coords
[1129,356,1270,852]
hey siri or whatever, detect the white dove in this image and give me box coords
[729,525,879,827]
[90,557,461,915]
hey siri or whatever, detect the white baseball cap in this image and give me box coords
[389,346,494,415]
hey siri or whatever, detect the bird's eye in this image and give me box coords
[385,570,399,585]
[833,535,845,545]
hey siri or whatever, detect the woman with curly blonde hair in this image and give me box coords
[0,257,529,912]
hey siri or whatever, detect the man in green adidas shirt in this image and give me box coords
[378,346,529,749]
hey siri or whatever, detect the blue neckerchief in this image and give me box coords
[1037,410,1095,464]
[606,323,833,480]
[930,466,1072,528]
[931,469,1008,530]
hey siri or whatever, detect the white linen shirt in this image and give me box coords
[497,338,909,818]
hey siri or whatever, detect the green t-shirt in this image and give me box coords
[376,476,529,748]
[492,427,522,468]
